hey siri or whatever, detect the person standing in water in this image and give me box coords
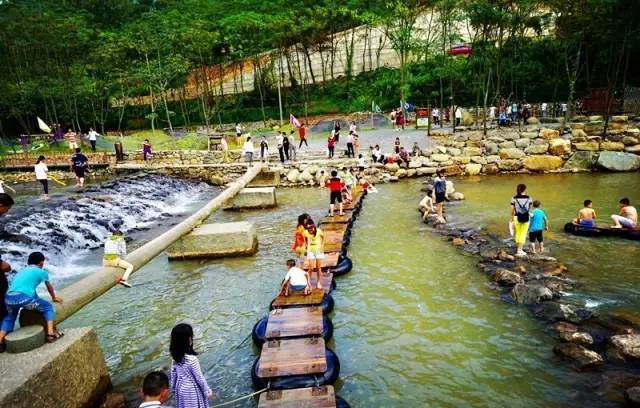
[432,170,448,220]
[142,139,152,161]
[35,155,49,200]
[304,224,325,289]
[170,323,213,408]
[528,200,549,255]
[510,183,533,257]
[70,147,89,189]
[103,221,134,288]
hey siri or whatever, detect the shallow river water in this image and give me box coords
[60,174,640,407]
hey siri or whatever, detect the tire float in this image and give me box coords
[251,347,340,390]
[329,254,352,277]
[251,315,334,347]
[563,222,640,240]
[336,395,351,408]
[269,293,335,315]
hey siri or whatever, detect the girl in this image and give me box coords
[170,323,212,408]
[142,139,152,161]
[327,134,335,159]
[510,184,533,257]
[292,214,311,265]
[304,224,325,289]
[35,155,49,200]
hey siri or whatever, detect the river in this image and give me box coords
[60,173,640,407]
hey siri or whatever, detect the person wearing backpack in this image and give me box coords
[510,183,533,257]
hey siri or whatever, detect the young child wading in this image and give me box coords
[103,221,134,288]
[528,200,549,255]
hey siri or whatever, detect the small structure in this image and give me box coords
[248,169,281,187]
[166,221,258,260]
[224,187,277,210]
[258,386,337,407]
[4,326,45,354]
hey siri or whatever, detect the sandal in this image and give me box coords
[46,331,64,343]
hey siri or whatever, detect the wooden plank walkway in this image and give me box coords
[272,288,325,308]
[302,252,339,270]
[266,307,323,339]
[258,338,327,378]
[258,386,337,407]
[309,272,334,292]
[320,214,351,224]
[323,230,344,253]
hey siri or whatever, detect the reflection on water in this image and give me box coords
[62,176,639,407]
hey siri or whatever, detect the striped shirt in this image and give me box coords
[170,354,211,408]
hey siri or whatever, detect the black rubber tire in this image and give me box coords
[251,315,334,347]
[251,347,340,390]
[330,254,353,276]
[269,293,334,315]
[342,234,350,248]
[336,396,351,408]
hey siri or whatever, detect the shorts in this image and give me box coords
[612,215,636,228]
[579,219,595,228]
[529,230,543,243]
[74,167,85,178]
[290,284,306,292]
[435,192,446,204]
[68,141,78,149]
[307,251,325,260]
[330,191,342,204]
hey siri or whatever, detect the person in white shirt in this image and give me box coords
[349,121,357,134]
[0,180,16,195]
[88,128,100,151]
[139,371,170,408]
[357,154,366,167]
[235,122,243,145]
[34,155,49,200]
[432,108,440,126]
[489,106,496,122]
[371,145,384,163]
[242,136,254,164]
[541,102,548,118]
[288,130,297,162]
[279,259,311,296]
[454,106,462,127]
[103,221,134,288]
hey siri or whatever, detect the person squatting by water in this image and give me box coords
[170,323,213,408]
[0,252,64,352]
[35,155,49,200]
[103,221,134,288]
[510,183,533,257]
[279,259,311,296]
[70,147,89,189]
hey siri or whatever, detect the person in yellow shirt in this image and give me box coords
[303,224,324,289]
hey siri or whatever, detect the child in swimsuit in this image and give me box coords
[575,199,596,227]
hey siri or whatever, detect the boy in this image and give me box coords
[70,147,88,188]
[139,371,170,408]
[611,197,638,228]
[575,200,597,227]
[528,200,549,254]
[325,170,344,216]
[279,259,311,296]
[103,222,134,288]
[431,170,448,220]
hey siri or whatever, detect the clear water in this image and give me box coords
[60,175,640,407]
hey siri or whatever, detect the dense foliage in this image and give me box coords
[0,0,638,136]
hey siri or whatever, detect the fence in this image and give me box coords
[0,152,111,169]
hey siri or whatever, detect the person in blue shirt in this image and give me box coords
[528,200,549,255]
[0,252,63,352]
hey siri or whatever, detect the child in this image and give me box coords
[142,139,152,161]
[431,170,448,220]
[279,259,311,296]
[574,199,596,227]
[317,170,327,188]
[292,214,311,265]
[34,155,48,200]
[170,323,213,408]
[325,170,343,216]
[528,200,549,254]
[103,221,134,288]
[304,224,325,289]
[139,371,170,408]
[0,252,64,351]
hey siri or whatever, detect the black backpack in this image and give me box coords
[514,197,530,223]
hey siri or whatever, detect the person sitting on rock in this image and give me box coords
[0,251,63,352]
[611,197,637,229]
[574,200,597,228]
[411,142,421,157]
[398,147,410,168]
[279,259,311,296]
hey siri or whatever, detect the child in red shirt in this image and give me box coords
[325,170,344,216]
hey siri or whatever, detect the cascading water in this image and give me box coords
[0,174,214,286]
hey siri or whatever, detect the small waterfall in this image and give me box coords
[0,174,214,284]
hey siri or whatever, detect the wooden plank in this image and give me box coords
[323,230,344,253]
[317,223,348,234]
[258,338,327,378]
[309,272,333,292]
[322,241,343,253]
[258,386,337,408]
[320,214,351,224]
[272,288,325,308]
[266,307,323,338]
[302,252,339,269]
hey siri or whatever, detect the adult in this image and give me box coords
[372,145,384,163]
[432,108,440,126]
[353,133,360,157]
[331,122,340,143]
[260,136,269,162]
[288,131,297,162]
[390,109,397,130]
[327,134,335,159]
[65,128,78,150]
[454,106,462,127]
[510,183,533,257]
[88,128,100,151]
[276,132,285,163]
[0,252,64,352]
[282,132,290,161]
[298,123,308,148]
[346,131,355,158]
[432,170,448,220]
[235,122,243,146]
[35,155,49,200]
[0,193,14,327]
[541,102,548,118]
[489,106,496,123]
[611,197,637,229]
[511,102,518,122]
[242,136,254,164]
[54,124,64,143]
[398,147,410,168]
[142,139,152,161]
[349,121,357,135]
[70,147,89,189]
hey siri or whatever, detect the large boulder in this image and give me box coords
[385,162,400,173]
[625,144,640,154]
[527,116,539,125]
[525,144,549,155]
[465,163,482,175]
[540,128,560,140]
[553,343,604,370]
[431,153,450,162]
[515,138,530,148]
[499,141,516,149]
[611,115,628,123]
[623,136,639,145]
[533,301,592,323]
[597,151,640,171]
[511,283,553,304]
[607,334,640,362]
[625,387,640,406]
[571,129,588,140]
[522,155,563,172]
[498,159,523,171]
[483,142,498,155]
[499,148,526,160]
[548,138,571,156]
[299,170,313,182]
[286,169,300,182]
[573,141,599,151]
[494,268,523,286]
[600,141,625,151]
[564,151,597,170]
[463,147,482,157]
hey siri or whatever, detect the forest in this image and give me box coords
[0,0,638,136]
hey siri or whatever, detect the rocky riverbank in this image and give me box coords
[418,179,640,404]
